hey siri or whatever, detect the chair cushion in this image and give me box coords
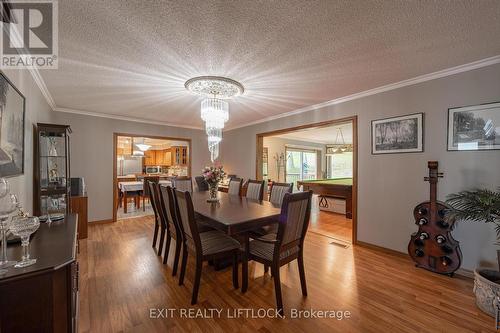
[248,224,278,238]
[249,238,299,261]
[200,231,241,256]
[198,220,215,233]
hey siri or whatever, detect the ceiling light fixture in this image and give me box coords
[135,144,151,151]
[327,128,353,154]
[185,76,244,162]
[134,137,151,152]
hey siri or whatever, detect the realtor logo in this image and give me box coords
[0,0,58,68]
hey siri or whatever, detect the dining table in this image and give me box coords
[119,180,173,213]
[190,191,282,292]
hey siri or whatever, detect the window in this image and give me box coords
[326,152,353,178]
[285,149,317,188]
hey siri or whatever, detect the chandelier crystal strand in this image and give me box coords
[201,98,229,162]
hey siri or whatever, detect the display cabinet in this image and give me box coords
[33,123,72,219]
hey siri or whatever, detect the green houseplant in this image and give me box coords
[446,188,500,317]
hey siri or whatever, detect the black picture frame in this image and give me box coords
[447,101,500,151]
[371,112,424,155]
[0,71,26,177]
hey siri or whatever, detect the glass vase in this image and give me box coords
[207,183,219,203]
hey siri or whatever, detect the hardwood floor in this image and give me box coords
[79,216,495,333]
[309,195,352,243]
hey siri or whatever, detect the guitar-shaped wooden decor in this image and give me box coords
[408,161,462,276]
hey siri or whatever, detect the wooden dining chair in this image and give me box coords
[248,182,294,240]
[148,181,163,254]
[269,182,293,206]
[227,178,243,196]
[194,176,209,191]
[158,185,184,275]
[242,190,312,315]
[175,189,241,305]
[143,176,160,211]
[173,177,193,192]
[245,179,265,201]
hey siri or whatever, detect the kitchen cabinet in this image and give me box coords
[144,149,172,166]
[172,146,188,166]
[144,150,155,165]
[116,145,132,156]
[164,149,172,165]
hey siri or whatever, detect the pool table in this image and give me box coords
[297,178,353,219]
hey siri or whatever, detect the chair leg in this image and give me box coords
[298,251,308,296]
[232,251,239,289]
[271,264,284,316]
[157,227,165,256]
[191,256,203,305]
[172,240,182,276]
[264,264,269,274]
[179,245,188,286]
[241,235,249,293]
[143,196,145,212]
[163,232,171,264]
[152,222,159,248]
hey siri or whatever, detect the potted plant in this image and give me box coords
[202,165,225,203]
[446,188,500,317]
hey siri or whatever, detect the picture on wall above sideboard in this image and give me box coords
[0,72,25,177]
[447,101,500,151]
[371,113,424,154]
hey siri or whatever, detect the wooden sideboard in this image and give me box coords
[0,214,79,332]
[70,195,88,239]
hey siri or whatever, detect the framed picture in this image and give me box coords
[447,102,500,151]
[0,71,25,177]
[371,113,424,154]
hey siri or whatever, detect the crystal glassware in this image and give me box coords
[0,194,19,269]
[0,178,9,199]
[44,196,53,224]
[10,216,40,268]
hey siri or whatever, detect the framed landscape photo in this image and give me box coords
[0,72,25,177]
[371,113,424,154]
[447,102,500,151]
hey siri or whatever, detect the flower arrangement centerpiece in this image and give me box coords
[202,165,226,202]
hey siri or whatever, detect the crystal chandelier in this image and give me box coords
[185,76,244,162]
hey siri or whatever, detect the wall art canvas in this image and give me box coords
[0,72,25,177]
[371,113,424,154]
[447,102,500,151]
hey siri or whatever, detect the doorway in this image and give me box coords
[112,133,192,222]
[256,116,358,244]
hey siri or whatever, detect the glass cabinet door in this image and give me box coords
[39,131,67,190]
[34,123,71,218]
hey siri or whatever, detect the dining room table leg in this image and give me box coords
[241,233,249,293]
[124,191,128,213]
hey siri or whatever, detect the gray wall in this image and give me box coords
[2,69,53,214]
[52,112,210,222]
[220,63,500,271]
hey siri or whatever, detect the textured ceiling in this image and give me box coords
[41,0,500,129]
[272,123,353,145]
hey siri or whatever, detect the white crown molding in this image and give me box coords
[225,55,500,131]
[29,67,56,109]
[53,107,204,130]
[2,20,57,109]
